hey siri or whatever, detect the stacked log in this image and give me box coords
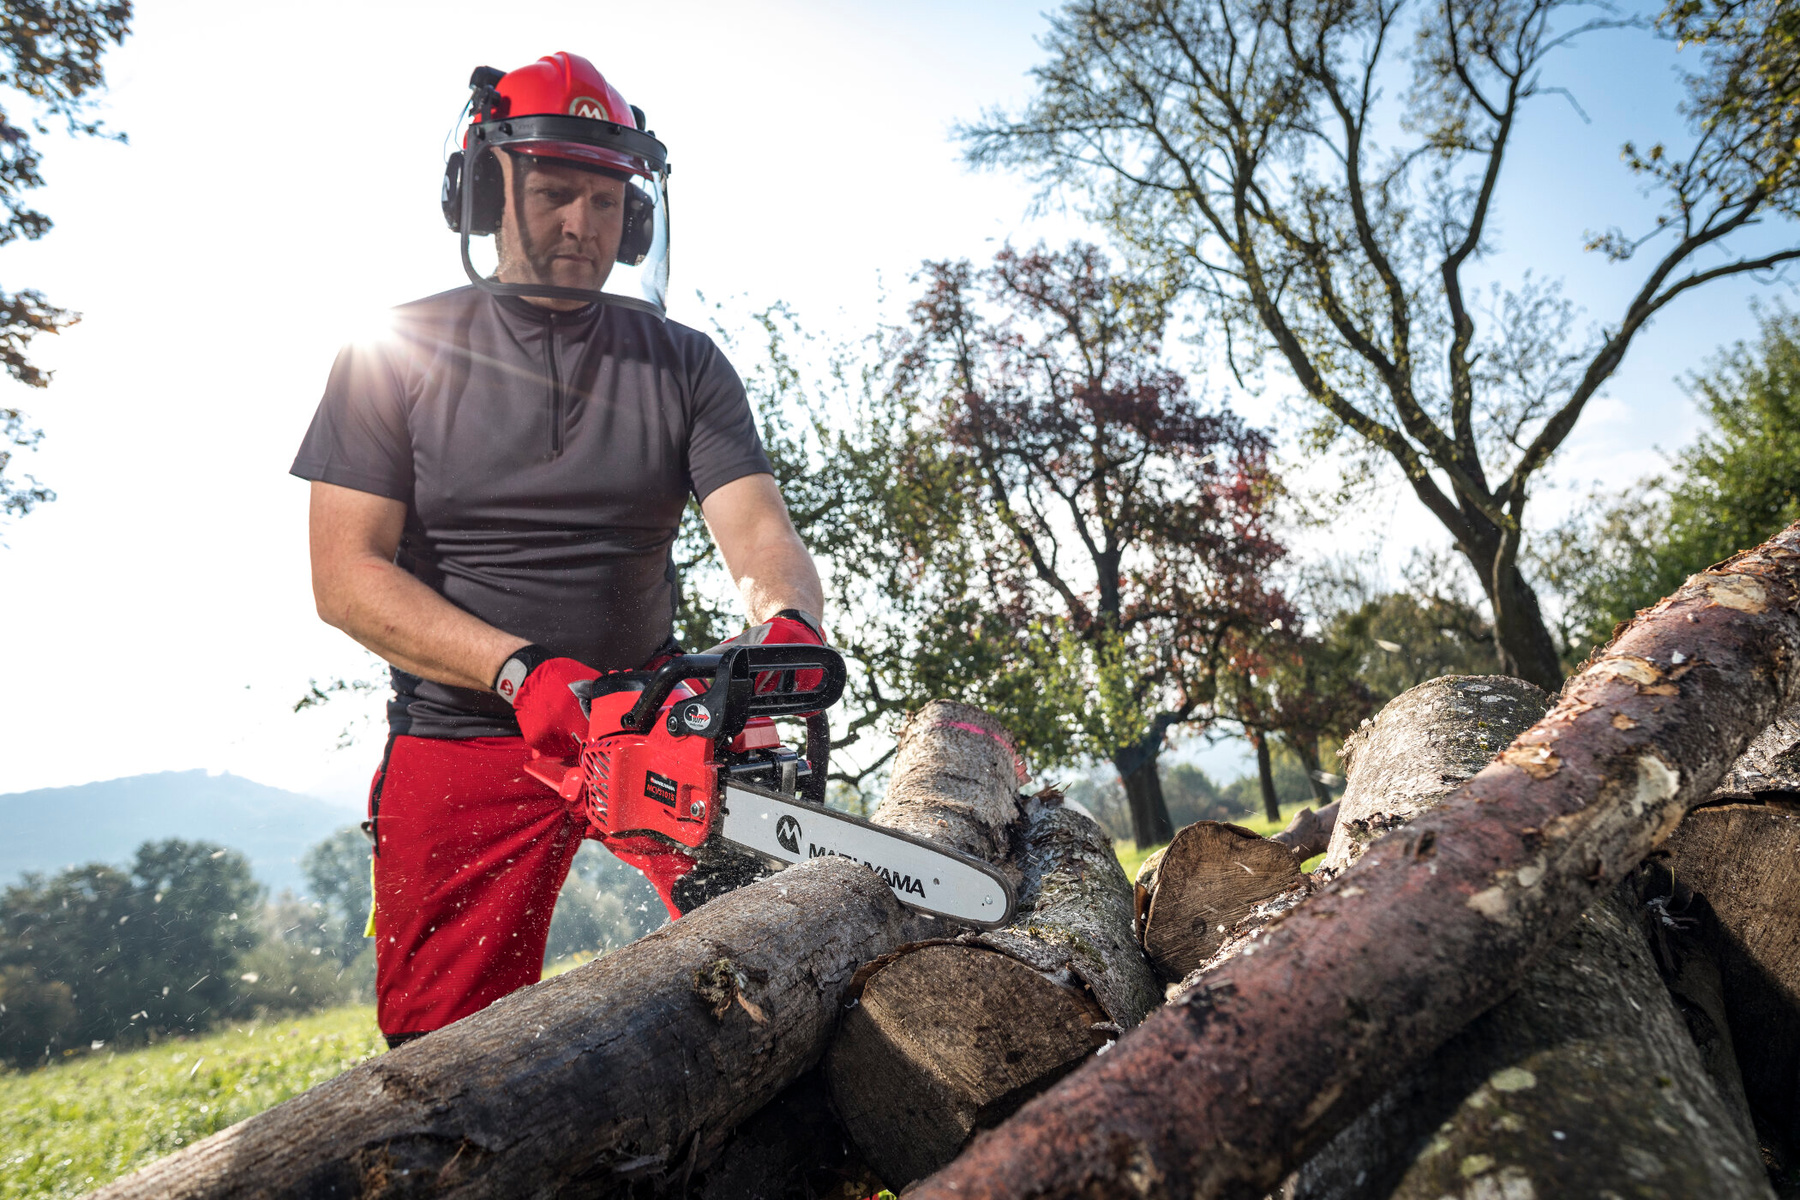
[1135,823,1309,983]
[83,523,1800,1200]
[88,855,921,1199]
[1270,676,1768,1198]
[1660,779,1800,1177]
[909,524,1800,1200]
[825,702,1158,1188]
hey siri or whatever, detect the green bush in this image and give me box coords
[0,966,75,1067]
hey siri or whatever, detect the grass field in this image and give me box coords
[0,810,1325,1199]
[0,1007,383,1199]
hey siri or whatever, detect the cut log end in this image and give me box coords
[828,943,1109,1188]
[1139,820,1306,983]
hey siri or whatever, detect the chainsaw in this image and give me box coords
[522,644,1017,929]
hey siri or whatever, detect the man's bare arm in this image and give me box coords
[309,481,528,691]
[700,473,825,629]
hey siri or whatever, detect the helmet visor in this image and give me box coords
[457,115,670,316]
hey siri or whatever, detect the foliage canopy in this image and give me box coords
[0,0,132,525]
[960,0,1800,690]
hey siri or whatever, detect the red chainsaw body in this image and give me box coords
[522,685,788,852]
[522,644,842,872]
[578,688,715,848]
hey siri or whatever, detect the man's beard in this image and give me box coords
[505,227,603,291]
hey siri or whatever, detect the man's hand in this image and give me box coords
[497,646,600,758]
[708,610,827,695]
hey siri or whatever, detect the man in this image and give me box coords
[291,52,826,1045]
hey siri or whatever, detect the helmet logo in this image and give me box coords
[569,96,609,121]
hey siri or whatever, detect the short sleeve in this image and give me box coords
[289,340,414,501]
[683,336,773,503]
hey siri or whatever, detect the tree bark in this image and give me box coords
[1321,675,1551,873]
[89,857,919,1200]
[1661,796,1800,1174]
[1292,886,1769,1200]
[1709,697,1800,796]
[827,704,1158,1189]
[1252,729,1279,822]
[1268,674,1767,1198]
[909,521,1800,1200]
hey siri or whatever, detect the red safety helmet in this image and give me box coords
[471,53,652,179]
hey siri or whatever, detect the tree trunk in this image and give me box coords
[908,523,1800,1200]
[873,700,1028,865]
[1290,736,1334,806]
[1468,532,1563,692]
[1271,674,1767,1198]
[827,703,1158,1190]
[1661,796,1800,1175]
[1252,729,1279,822]
[1292,886,1769,1200]
[1116,748,1175,847]
[90,856,919,1200]
[1710,698,1800,796]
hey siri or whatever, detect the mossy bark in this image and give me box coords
[1291,888,1769,1200]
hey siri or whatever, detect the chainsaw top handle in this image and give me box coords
[621,644,846,741]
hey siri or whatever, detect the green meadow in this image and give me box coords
[0,1007,383,1199]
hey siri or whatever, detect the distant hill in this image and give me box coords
[0,772,361,897]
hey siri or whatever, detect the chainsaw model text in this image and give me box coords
[522,645,1017,928]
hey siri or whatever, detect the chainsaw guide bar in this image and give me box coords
[720,782,1017,929]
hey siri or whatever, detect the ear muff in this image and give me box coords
[440,149,506,235]
[440,151,465,231]
[617,182,654,266]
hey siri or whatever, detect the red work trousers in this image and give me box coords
[366,734,585,1038]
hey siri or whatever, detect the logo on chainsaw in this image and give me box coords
[775,815,801,854]
[644,770,678,807]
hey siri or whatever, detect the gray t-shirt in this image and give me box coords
[290,286,771,739]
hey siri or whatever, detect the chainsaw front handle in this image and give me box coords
[622,645,846,740]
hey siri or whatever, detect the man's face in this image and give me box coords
[495,152,626,306]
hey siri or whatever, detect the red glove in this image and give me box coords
[707,609,827,694]
[494,645,599,758]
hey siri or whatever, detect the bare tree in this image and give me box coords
[962,0,1800,689]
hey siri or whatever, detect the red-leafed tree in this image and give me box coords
[836,243,1291,845]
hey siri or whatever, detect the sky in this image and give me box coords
[2,0,1794,806]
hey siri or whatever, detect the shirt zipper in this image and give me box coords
[546,318,564,459]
